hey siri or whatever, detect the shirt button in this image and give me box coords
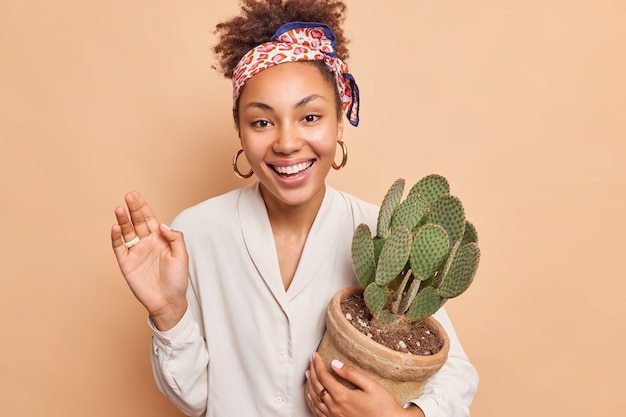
[274,396,283,405]
[277,351,286,359]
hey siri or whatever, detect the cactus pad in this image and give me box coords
[350,174,480,331]
[408,174,450,206]
[376,178,405,237]
[375,226,412,286]
[439,242,480,299]
[398,278,421,314]
[410,224,450,281]
[430,195,466,246]
[437,241,459,289]
[364,282,390,315]
[352,223,376,287]
[461,220,478,245]
[390,194,429,232]
[406,286,445,324]
[391,270,412,314]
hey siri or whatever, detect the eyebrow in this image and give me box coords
[295,94,326,108]
[243,94,327,111]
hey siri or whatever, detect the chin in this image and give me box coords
[262,181,326,209]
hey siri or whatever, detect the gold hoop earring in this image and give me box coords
[332,140,348,170]
[233,149,253,179]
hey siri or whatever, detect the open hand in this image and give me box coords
[111,191,189,330]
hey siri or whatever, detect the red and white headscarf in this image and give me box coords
[232,21,360,126]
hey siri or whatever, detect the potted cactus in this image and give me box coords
[316,174,480,406]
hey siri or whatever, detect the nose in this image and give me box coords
[272,123,303,155]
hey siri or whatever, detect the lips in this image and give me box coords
[271,161,314,176]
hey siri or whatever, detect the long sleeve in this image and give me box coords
[143,184,477,416]
[406,308,479,417]
[150,306,209,417]
[149,211,211,417]
[144,184,380,417]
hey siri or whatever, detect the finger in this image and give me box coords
[114,205,137,243]
[306,369,325,404]
[131,191,160,234]
[305,371,323,416]
[308,353,325,393]
[111,223,127,259]
[311,353,338,406]
[326,358,376,394]
[306,356,332,415]
[313,353,373,406]
[124,191,153,239]
[159,223,188,261]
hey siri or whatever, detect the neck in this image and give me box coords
[260,184,326,235]
[260,184,327,291]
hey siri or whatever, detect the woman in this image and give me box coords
[111,1,478,416]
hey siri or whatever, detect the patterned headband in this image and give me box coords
[232,21,360,126]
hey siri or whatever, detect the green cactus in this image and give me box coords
[351,174,481,332]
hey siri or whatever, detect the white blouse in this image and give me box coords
[149,182,478,417]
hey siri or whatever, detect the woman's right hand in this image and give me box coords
[111,191,189,331]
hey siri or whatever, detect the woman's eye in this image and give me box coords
[304,114,320,123]
[253,119,270,128]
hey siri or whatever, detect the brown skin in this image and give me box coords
[307,353,425,417]
[113,0,427,413]
[111,191,188,331]
[236,62,343,289]
[111,62,427,414]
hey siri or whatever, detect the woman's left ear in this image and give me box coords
[337,118,345,141]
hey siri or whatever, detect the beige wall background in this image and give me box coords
[1,1,624,416]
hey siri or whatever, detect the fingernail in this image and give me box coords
[305,370,310,380]
[161,223,171,231]
[331,359,344,369]
[311,352,316,362]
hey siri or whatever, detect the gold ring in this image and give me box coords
[317,387,329,402]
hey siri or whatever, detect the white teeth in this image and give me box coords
[274,162,312,175]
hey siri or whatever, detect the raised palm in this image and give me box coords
[111,191,189,330]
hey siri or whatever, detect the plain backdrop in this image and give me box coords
[1,1,625,416]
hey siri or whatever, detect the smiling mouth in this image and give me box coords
[271,161,314,176]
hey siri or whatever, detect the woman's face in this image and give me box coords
[237,62,344,211]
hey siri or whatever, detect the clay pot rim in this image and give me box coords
[328,286,451,366]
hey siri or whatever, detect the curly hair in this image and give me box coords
[213,0,350,79]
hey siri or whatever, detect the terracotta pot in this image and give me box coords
[316,286,450,406]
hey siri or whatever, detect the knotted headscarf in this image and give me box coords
[232,21,360,126]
